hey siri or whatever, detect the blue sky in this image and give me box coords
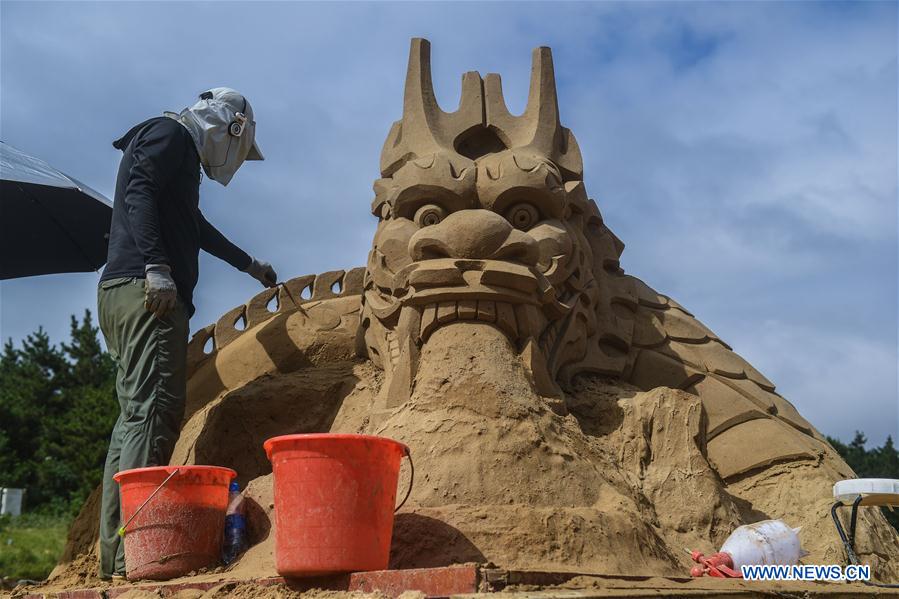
[1,2,896,445]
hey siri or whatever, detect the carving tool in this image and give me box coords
[118,468,180,537]
[277,281,308,316]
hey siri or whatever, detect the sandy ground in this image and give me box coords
[34,320,899,595]
[10,575,899,598]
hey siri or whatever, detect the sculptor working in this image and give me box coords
[96,88,277,578]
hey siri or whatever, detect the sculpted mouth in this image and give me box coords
[368,258,577,348]
[377,258,576,345]
[417,299,524,342]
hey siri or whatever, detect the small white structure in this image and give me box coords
[831,478,899,567]
[834,478,899,505]
[1,488,24,516]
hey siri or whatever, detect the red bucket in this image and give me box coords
[113,465,236,580]
[264,434,409,576]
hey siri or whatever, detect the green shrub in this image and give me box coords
[0,512,70,581]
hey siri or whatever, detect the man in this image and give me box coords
[97,88,276,579]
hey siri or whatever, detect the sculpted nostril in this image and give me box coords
[494,245,532,264]
[409,235,453,261]
[491,230,540,266]
[419,242,452,261]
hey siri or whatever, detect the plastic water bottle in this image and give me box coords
[222,481,248,565]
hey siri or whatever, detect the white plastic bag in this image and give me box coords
[720,519,806,570]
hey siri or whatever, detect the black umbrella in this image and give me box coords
[1,141,112,279]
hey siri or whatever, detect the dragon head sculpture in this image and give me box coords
[361,39,637,406]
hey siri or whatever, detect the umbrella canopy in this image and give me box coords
[1,141,112,279]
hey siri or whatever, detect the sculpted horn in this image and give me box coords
[381,38,486,175]
[403,38,441,131]
[523,46,562,153]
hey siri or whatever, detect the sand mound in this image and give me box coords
[172,361,379,487]
[46,486,103,589]
[369,323,737,573]
[48,322,899,586]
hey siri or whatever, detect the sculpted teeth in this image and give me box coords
[419,300,518,341]
[388,333,401,361]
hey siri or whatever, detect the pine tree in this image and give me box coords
[876,437,899,476]
[38,311,118,513]
[0,311,117,514]
[0,330,67,504]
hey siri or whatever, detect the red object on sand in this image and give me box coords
[689,550,742,578]
[264,433,409,577]
[114,465,236,580]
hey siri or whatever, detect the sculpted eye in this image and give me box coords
[414,204,446,227]
[505,203,539,230]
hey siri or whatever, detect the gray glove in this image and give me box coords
[243,257,277,288]
[144,264,178,318]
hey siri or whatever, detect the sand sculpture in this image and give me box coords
[50,39,899,586]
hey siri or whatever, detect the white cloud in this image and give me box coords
[729,319,898,446]
[1,2,895,442]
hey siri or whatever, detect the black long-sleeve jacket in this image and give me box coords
[101,117,251,316]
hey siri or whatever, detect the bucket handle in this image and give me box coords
[117,468,181,537]
[395,448,414,513]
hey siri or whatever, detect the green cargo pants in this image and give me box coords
[97,277,189,578]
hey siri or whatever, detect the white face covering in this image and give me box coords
[166,87,263,186]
